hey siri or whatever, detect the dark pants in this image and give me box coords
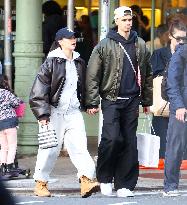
[152,116,169,158]
[0,178,15,205]
[164,114,187,192]
[96,97,140,191]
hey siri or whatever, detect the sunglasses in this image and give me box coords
[171,34,187,42]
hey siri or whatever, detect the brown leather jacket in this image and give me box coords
[29,57,86,120]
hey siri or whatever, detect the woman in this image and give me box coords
[150,18,187,163]
[29,27,99,198]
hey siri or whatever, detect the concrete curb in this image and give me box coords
[7,187,80,195]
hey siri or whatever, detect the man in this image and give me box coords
[146,24,169,51]
[163,41,187,196]
[42,1,64,56]
[85,6,152,197]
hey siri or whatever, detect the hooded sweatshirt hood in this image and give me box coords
[47,47,80,60]
[107,28,140,98]
[106,28,138,45]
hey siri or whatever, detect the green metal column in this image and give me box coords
[13,0,44,155]
[109,0,119,28]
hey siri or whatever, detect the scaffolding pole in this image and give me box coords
[4,0,12,88]
[98,0,110,145]
[150,0,155,54]
[67,0,74,31]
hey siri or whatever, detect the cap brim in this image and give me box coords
[66,31,80,39]
[65,32,75,39]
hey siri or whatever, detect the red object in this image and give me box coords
[139,159,187,170]
[143,107,148,113]
[15,103,26,118]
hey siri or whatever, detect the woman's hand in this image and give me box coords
[38,120,49,125]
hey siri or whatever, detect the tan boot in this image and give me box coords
[80,175,100,198]
[34,180,51,197]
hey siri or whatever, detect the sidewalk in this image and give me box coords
[4,137,187,194]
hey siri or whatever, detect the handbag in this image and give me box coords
[137,116,160,167]
[38,124,58,149]
[150,76,169,117]
[15,102,26,118]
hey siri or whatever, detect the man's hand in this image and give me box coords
[87,108,100,115]
[143,106,150,114]
[176,108,186,122]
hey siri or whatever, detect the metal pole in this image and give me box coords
[4,0,12,88]
[98,0,110,145]
[99,0,110,40]
[67,0,74,31]
[150,0,155,54]
[88,0,91,16]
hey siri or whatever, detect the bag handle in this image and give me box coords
[160,101,169,116]
[40,124,48,129]
[141,115,156,135]
[39,124,50,133]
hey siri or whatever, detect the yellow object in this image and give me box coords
[80,175,100,198]
[34,181,51,197]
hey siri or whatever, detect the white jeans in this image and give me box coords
[33,110,96,182]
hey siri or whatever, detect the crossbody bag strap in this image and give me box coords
[119,42,141,91]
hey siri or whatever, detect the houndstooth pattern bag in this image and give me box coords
[38,124,58,149]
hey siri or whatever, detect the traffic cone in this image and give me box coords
[180,160,187,170]
[157,158,165,169]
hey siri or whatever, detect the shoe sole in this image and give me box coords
[81,185,100,198]
[34,192,51,197]
[117,194,134,198]
[163,193,180,197]
[102,193,115,197]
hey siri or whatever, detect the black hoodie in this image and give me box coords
[107,29,140,98]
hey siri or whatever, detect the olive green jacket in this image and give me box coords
[85,37,153,107]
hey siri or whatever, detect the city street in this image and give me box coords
[13,190,187,205]
[2,153,187,205]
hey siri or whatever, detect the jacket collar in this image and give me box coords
[47,47,80,60]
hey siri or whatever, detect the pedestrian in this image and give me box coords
[150,18,187,161]
[0,74,21,177]
[146,24,169,51]
[42,1,65,56]
[29,27,100,198]
[85,6,153,197]
[0,61,2,74]
[0,179,15,205]
[163,40,187,195]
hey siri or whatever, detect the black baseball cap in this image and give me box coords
[55,27,77,41]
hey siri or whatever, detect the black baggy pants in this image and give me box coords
[96,97,140,191]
